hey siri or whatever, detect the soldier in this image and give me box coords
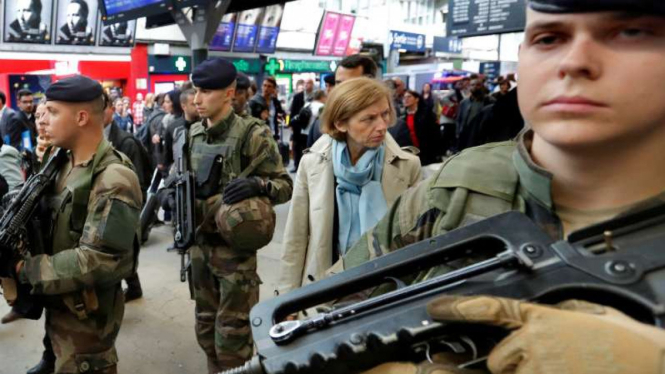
[233,73,253,119]
[344,0,665,373]
[187,58,293,373]
[7,75,142,374]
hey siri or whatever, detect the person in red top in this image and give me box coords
[390,89,442,165]
[403,90,421,148]
[132,92,145,128]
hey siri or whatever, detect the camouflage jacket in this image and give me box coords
[343,131,564,279]
[19,139,142,297]
[344,130,665,278]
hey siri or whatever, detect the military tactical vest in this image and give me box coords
[45,140,137,318]
[48,140,135,253]
[188,114,261,199]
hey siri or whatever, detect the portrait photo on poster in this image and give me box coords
[261,4,284,28]
[99,19,135,47]
[55,0,98,45]
[4,0,53,44]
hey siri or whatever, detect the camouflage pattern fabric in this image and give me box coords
[18,139,142,374]
[344,131,665,279]
[187,111,292,373]
[215,196,276,252]
[190,243,260,373]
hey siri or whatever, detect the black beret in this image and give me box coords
[529,0,665,15]
[45,75,103,103]
[236,73,251,91]
[191,58,237,90]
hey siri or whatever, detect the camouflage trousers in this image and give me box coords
[46,286,124,374]
[190,241,261,374]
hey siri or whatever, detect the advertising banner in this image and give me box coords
[255,4,285,54]
[315,11,341,56]
[332,14,355,56]
[4,0,54,44]
[210,13,237,52]
[233,8,264,52]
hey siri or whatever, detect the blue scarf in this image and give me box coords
[332,140,388,254]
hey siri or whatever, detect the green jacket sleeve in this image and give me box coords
[243,125,293,205]
[21,164,142,295]
[343,176,442,269]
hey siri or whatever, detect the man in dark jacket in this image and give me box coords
[289,78,314,119]
[1,89,36,151]
[458,87,525,151]
[248,76,285,137]
[103,93,150,302]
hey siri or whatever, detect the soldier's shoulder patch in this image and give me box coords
[93,163,142,208]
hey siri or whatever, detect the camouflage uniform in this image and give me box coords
[186,110,292,372]
[344,130,665,278]
[18,139,142,374]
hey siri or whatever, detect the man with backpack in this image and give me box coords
[103,92,151,302]
[290,90,326,172]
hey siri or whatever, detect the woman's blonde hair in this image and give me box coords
[320,77,396,141]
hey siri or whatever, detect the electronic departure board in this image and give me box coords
[447,0,526,38]
[100,0,172,24]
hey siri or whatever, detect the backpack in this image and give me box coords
[290,105,313,131]
[135,123,152,151]
[119,135,153,191]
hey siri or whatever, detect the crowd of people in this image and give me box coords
[1,0,665,373]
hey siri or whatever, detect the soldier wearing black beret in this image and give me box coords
[185,58,293,373]
[9,74,142,373]
[345,1,665,373]
[233,73,254,119]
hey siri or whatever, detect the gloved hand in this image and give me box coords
[0,253,21,279]
[427,295,665,374]
[222,177,266,205]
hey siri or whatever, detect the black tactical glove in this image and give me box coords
[0,250,21,279]
[223,177,267,205]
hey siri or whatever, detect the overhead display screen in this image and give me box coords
[100,0,172,24]
[254,4,284,54]
[447,0,526,38]
[104,0,163,15]
[4,0,54,44]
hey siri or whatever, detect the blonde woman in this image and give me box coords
[278,77,422,297]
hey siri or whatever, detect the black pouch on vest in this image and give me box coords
[195,154,224,199]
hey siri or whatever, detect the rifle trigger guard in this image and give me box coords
[384,276,407,290]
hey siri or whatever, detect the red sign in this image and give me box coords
[315,11,356,57]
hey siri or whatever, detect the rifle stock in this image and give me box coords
[222,206,665,374]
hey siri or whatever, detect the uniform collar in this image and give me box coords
[512,129,555,209]
[205,109,235,140]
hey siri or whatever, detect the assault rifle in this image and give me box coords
[0,148,68,319]
[139,169,163,243]
[222,205,665,374]
[173,155,196,282]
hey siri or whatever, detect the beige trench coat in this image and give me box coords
[277,133,422,295]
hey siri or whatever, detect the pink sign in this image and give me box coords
[332,15,356,57]
[315,12,341,56]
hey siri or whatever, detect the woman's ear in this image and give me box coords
[334,120,347,133]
